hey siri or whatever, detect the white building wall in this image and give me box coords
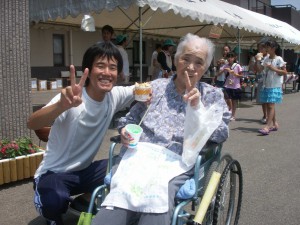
[30,27,101,67]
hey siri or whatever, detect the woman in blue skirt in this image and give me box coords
[256,39,287,135]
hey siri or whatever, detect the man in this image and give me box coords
[101,24,114,42]
[157,39,176,78]
[116,34,130,83]
[150,44,162,80]
[27,42,134,225]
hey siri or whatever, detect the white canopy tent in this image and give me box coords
[30,0,300,80]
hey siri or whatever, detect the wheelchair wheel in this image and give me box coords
[201,154,233,225]
[200,160,218,225]
[213,159,243,225]
[216,154,233,174]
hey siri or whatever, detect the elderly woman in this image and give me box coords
[92,33,231,225]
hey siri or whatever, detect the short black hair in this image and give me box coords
[82,41,123,86]
[226,51,236,58]
[101,25,114,35]
[265,39,279,49]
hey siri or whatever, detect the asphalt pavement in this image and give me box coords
[0,86,299,225]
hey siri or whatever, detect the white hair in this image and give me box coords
[174,33,215,71]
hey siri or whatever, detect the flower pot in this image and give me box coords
[0,150,44,185]
[0,162,3,184]
[9,158,18,182]
[16,156,25,180]
[1,159,11,184]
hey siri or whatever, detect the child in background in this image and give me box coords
[256,39,287,135]
[223,51,243,121]
[254,40,269,124]
[214,58,227,88]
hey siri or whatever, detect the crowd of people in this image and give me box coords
[212,39,294,136]
[27,25,299,224]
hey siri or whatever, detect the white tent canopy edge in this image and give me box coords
[29,0,300,80]
[29,0,300,44]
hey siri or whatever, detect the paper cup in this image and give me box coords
[135,83,151,102]
[125,124,143,148]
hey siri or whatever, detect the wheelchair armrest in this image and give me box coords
[110,135,121,143]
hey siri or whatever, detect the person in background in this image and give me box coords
[150,44,162,80]
[116,34,130,83]
[214,45,231,111]
[254,40,269,124]
[223,51,243,121]
[215,45,231,73]
[248,49,256,75]
[214,58,226,88]
[27,42,135,225]
[222,45,231,63]
[91,33,230,225]
[157,39,176,78]
[101,25,114,42]
[256,39,287,135]
[293,53,300,92]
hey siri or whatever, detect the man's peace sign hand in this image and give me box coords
[183,71,200,107]
[59,65,89,110]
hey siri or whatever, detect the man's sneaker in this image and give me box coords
[261,118,267,124]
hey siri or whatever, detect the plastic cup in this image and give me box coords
[135,83,152,102]
[125,124,143,148]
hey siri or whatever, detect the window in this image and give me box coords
[53,34,65,66]
[133,40,146,64]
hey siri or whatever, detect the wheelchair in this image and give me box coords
[82,136,243,225]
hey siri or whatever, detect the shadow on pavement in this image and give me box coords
[231,127,259,133]
[28,212,79,225]
[0,178,33,191]
[235,118,261,123]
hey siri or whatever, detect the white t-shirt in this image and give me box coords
[150,50,161,79]
[34,86,134,178]
[118,46,130,77]
[151,50,158,68]
[262,56,286,88]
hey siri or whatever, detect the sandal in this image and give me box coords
[269,127,278,132]
[258,128,270,135]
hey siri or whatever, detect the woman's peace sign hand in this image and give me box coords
[59,65,89,110]
[183,71,200,107]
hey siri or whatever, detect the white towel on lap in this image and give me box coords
[101,142,191,213]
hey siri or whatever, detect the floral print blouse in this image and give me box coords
[118,75,231,156]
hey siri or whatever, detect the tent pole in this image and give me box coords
[139,7,143,83]
[238,29,241,63]
[69,29,73,65]
[281,38,284,58]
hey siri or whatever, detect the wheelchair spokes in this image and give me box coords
[213,159,243,225]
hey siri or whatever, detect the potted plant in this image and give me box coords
[0,137,44,185]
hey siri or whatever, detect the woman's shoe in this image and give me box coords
[258,128,270,135]
[270,122,279,132]
[269,127,278,132]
